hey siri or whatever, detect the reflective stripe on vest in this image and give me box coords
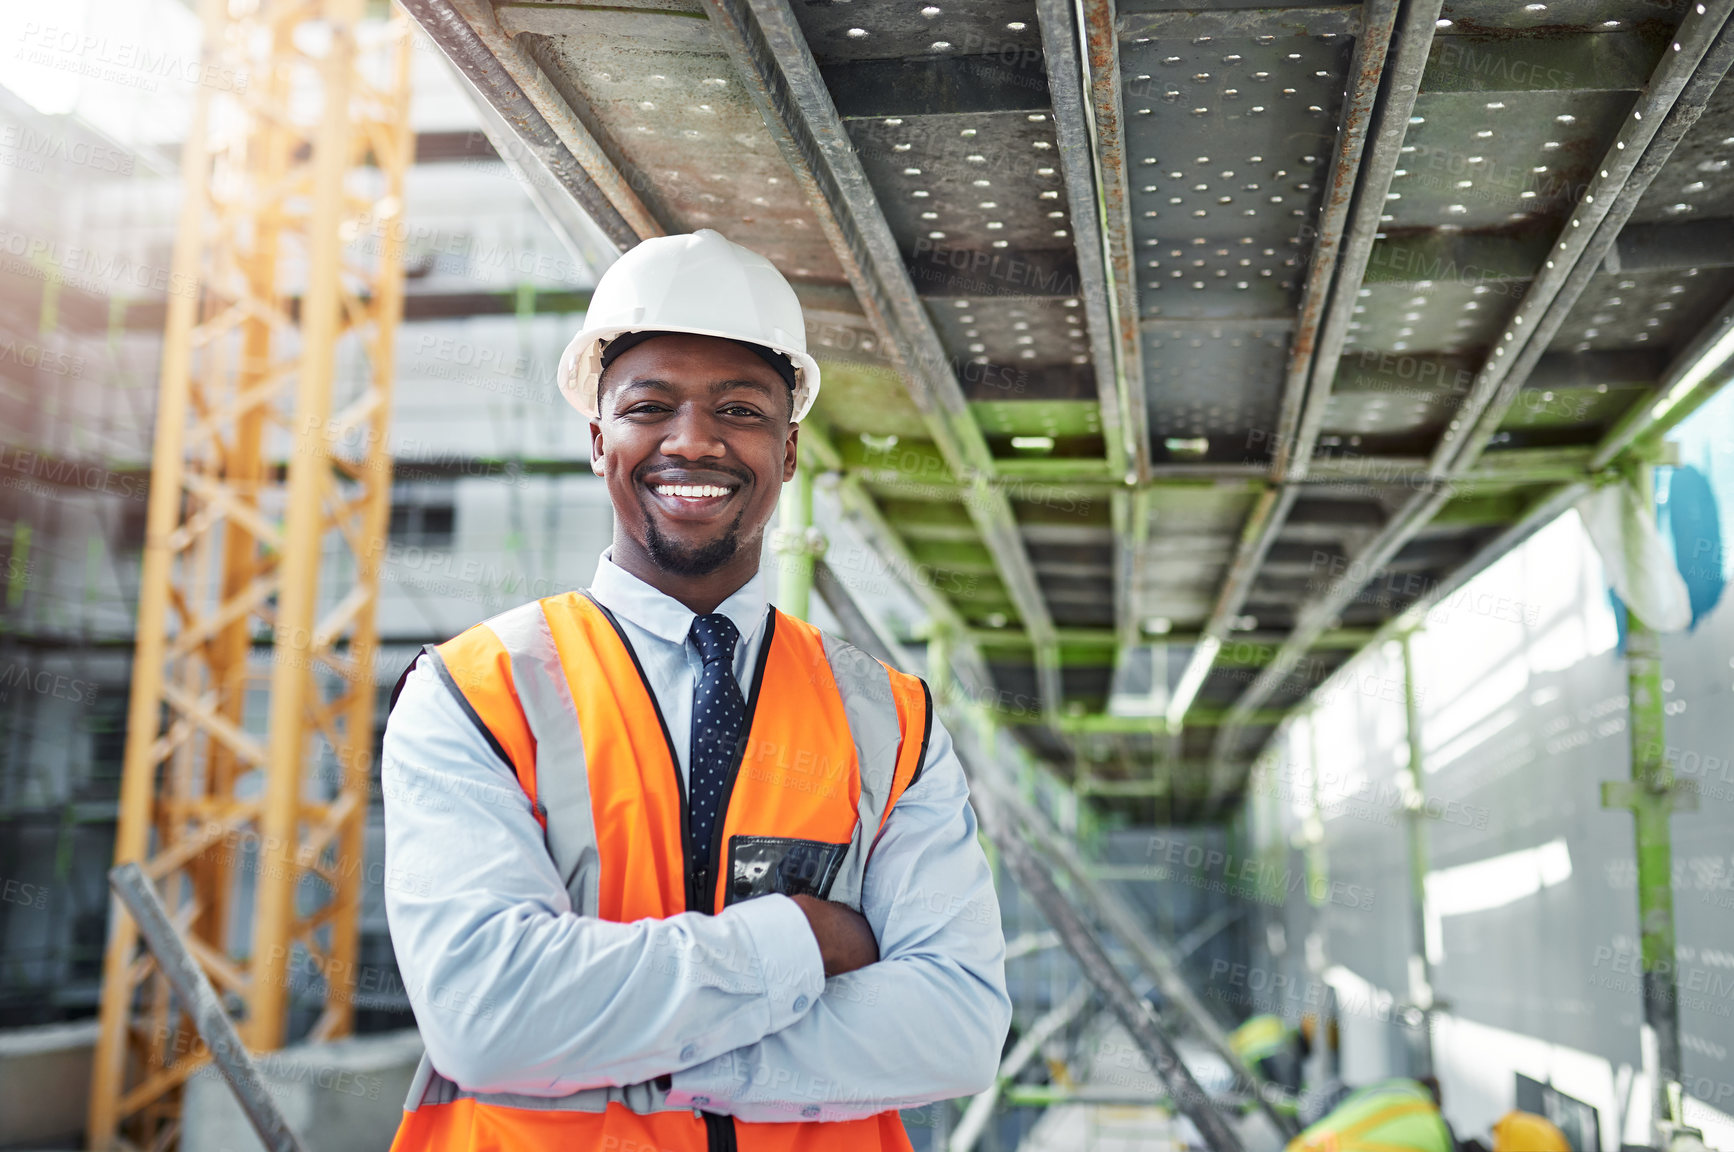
[391,591,929,1152]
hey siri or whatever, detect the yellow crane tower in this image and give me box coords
[86,0,413,1144]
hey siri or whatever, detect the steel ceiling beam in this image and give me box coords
[700,0,1063,715]
[1211,0,1734,774]
[1269,0,1405,479]
[1037,0,1143,483]
[1164,0,1402,731]
[1079,0,1148,482]
[401,0,646,248]
[1283,0,1444,479]
[1074,0,1155,681]
[1453,13,1734,473]
[1035,0,1127,484]
[1429,0,1734,475]
[1035,0,1148,686]
[1593,293,1734,469]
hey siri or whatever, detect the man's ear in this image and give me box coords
[784,422,800,482]
[590,418,606,477]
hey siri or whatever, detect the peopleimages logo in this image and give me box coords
[16,23,250,93]
[0,124,133,175]
[1144,836,1376,909]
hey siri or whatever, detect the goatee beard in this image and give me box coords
[644,513,744,577]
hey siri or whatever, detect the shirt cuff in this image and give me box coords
[664,894,823,1113]
[735,892,826,1032]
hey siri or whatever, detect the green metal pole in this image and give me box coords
[1303,711,1339,1081]
[1623,607,1681,1137]
[1599,462,1687,1141]
[1399,632,1435,1080]
[776,463,817,621]
[1303,712,1328,910]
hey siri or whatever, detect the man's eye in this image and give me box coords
[722,404,762,417]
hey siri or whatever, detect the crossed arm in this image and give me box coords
[381,668,1011,1112]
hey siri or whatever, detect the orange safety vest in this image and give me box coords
[390,590,932,1152]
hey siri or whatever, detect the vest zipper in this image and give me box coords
[695,611,774,1152]
[586,596,775,1152]
[703,1111,738,1152]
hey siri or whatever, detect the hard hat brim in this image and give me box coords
[559,325,821,423]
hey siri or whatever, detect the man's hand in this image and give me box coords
[789,895,878,977]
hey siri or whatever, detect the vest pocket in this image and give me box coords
[723,836,848,905]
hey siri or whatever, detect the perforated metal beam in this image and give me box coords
[1211,0,1734,771]
[1430,0,1734,474]
[1159,0,1401,730]
[700,0,1064,715]
[1452,12,1734,472]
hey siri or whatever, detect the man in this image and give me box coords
[382,229,1011,1151]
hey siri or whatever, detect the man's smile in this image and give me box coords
[640,469,745,521]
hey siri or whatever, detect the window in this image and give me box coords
[388,488,456,548]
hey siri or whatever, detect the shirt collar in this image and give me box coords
[589,550,768,649]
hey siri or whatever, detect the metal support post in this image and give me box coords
[108,864,308,1152]
[989,813,1246,1152]
[1399,632,1435,1080]
[1600,463,1696,1143]
[1303,715,1328,910]
[1302,719,1339,1091]
[775,463,819,620]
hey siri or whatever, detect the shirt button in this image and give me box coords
[802,1105,821,1118]
[793,995,808,1012]
[680,1044,697,1061]
[693,1095,710,1107]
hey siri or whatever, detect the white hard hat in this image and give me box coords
[558,229,821,421]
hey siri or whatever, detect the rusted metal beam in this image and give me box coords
[1453,12,1734,474]
[1270,0,1404,480]
[1167,0,1400,731]
[1034,0,1137,481]
[699,0,1064,715]
[1035,0,1148,708]
[1079,0,1148,479]
[1283,0,1443,479]
[398,0,643,248]
[1430,0,1734,474]
[450,0,665,240]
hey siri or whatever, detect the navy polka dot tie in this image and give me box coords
[687,613,745,897]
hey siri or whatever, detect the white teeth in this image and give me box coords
[654,483,731,498]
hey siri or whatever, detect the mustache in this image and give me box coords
[636,462,751,486]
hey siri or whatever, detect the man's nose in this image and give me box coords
[658,403,727,460]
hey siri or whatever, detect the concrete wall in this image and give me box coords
[0,1019,98,1147]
